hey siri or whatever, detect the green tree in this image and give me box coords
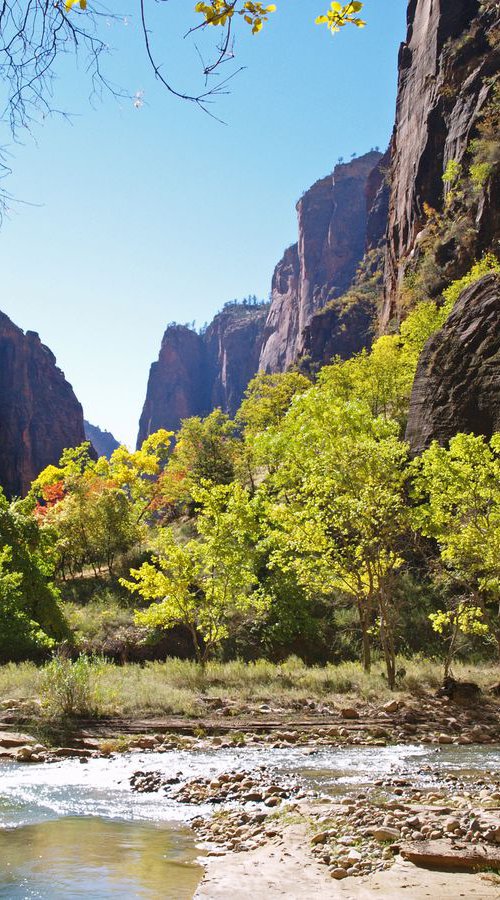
[259,390,411,686]
[159,410,239,510]
[123,481,268,663]
[412,432,500,661]
[0,492,66,660]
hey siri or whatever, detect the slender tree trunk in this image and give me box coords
[357,599,371,672]
[378,590,396,690]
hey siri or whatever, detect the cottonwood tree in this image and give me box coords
[258,388,411,688]
[123,481,268,664]
[412,432,500,664]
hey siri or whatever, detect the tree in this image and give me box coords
[259,390,411,687]
[123,481,267,663]
[29,431,172,577]
[158,410,239,511]
[412,432,500,662]
[0,490,67,660]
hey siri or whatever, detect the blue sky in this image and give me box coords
[0,0,406,448]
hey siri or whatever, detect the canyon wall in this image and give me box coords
[0,312,87,498]
[259,150,383,373]
[382,0,499,327]
[406,274,500,453]
[137,305,268,446]
[84,421,120,459]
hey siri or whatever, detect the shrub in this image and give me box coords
[40,655,102,718]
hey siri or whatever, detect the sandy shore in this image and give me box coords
[195,820,500,898]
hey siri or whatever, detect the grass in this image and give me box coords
[0,656,498,722]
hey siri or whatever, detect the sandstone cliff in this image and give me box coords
[259,151,383,373]
[406,274,500,453]
[0,312,87,498]
[382,0,500,327]
[137,304,268,446]
[84,421,120,458]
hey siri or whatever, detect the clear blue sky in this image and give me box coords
[0,0,406,448]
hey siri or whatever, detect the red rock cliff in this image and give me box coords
[136,304,268,446]
[0,312,87,497]
[382,0,499,326]
[259,151,383,373]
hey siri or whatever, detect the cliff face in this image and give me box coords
[259,151,383,373]
[205,305,269,417]
[137,306,268,445]
[137,326,207,445]
[84,421,120,458]
[406,274,500,453]
[382,0,499,326]
[0,312,87,498]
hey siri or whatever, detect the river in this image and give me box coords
[0,744,498,898]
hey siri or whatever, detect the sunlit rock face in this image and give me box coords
[406,274,500,453]
[259,151,383,374]
[382,0,499,327]
[136,305,268,446]
[0,311,86,497]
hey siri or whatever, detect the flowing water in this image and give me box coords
[0,743,498,898]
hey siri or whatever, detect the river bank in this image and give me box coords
[1,739,499,897]
[1,680,499,896]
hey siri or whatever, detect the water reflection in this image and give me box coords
[0,816,201,899]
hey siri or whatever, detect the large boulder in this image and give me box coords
[406,274,500,453]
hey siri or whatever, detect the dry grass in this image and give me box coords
[0,656,497,721]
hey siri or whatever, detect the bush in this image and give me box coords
[40,655,102,718]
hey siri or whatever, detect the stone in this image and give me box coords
[340,707,360,720]
[330,868,348,880]
[400,841,500,871]
[0,732,36,749]
[371,827,401,842]
[311,831,331,845]
[438,734,453,745]
[383,700,399,714]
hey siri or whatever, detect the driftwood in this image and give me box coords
[400,840,500,871]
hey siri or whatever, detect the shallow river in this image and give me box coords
[0,744,498,898]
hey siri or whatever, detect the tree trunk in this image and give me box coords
[378,590,396,690]
[357,599,371,672]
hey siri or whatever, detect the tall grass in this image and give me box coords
[0,656,497,721]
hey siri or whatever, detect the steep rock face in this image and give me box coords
[0,312,86,498]
[300,297,375,371]
[137,326,206,445]
[205,306,269,417]
[406,274,500,453]
[84,421,120,458]
[259,151,383,373]
[137,306,268,445]
[382,0,499,326]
